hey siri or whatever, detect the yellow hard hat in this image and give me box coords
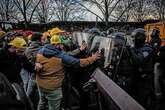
[50,35,62,45]
[8,37,27,48]
[50,28,64,36]
[0,31,6,38]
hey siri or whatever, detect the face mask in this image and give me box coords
[134,39,144,48]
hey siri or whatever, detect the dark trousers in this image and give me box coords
[134,75,154,109]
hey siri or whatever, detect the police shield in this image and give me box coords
[107,32,127,67]
[72,32,127,67]
[89,35,112,67]
[72,32,113,67]
[72,32,90,46]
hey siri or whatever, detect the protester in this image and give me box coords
[23,32,43,109]
[35,35,101,110]
[0,37,34,84]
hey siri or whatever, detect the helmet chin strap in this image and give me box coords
[135,43,144,48]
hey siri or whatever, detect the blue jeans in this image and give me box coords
[37,87,62,110]
[20,68,36,96]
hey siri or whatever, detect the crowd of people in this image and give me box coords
[0,26,165,110]
[0,27,101,110]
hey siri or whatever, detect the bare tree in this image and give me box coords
[114,0,159,22]
[0,0,18,21]
[79,0,123,26]
[153,0,165,20]
[127,0,154,22]
[52,0,86,21]
[114,0,136,22]
[13,0,42,27]
[34,0,54,23]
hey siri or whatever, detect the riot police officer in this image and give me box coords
[150,28,161,54]
[108,32,136,96]
[150,28,161,64]
[154,46,165,110]
[129,28,154,109]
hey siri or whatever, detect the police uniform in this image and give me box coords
[129,28,154,109]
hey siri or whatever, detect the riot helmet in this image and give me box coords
[150,28,161,50]
[88,28,101,35]
[151,28,160,38]
[131,28,146,48]
[111,32,125,48]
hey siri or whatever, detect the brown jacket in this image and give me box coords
[36,53,96,90]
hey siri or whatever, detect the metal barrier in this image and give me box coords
[92,68,146,110]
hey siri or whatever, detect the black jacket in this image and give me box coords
[0,48,34,83]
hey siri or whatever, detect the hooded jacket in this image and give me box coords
[36,44,96,90]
